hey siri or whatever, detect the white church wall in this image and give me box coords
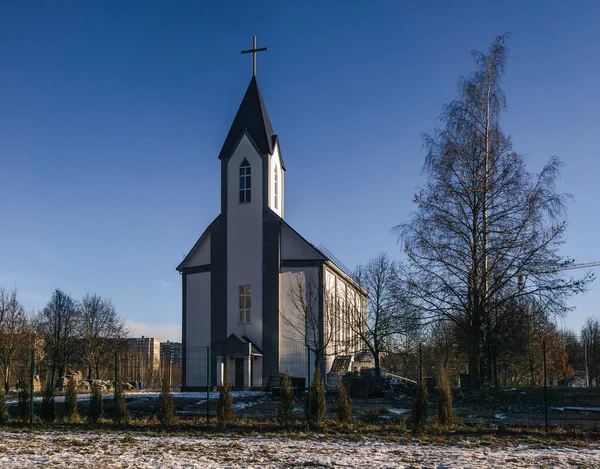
[185,232,211,266]
[280,223,325,260]
[279,267,318,381]
[268,143,284,218]
[324,269,338,373]
[185,272,211,387]
[226,134,264,349]
[323,267,364,375]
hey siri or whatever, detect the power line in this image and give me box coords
[554,261,600,272]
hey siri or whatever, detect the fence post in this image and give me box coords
[418,342,423,384]
[206,346,210,425]
[584,343,589,388]
[169,360,172,391]
[307,345,311,423]
[543,340,548,433]
[115,350,119,403]
[29,350,35,427]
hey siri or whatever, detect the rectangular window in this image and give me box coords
[274,166,278,209]
[239,285,251,323]
[239,161,252,203]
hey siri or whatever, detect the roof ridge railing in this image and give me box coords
[317,244,356,280]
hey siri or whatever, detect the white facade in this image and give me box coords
[226,134,264,349]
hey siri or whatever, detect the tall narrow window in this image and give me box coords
[239,159,251,203]
[239,285,252,323]
[273,165,278,209]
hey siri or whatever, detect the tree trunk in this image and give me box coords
[3,366,10,393]
[468,319,481,391]
[374,349,381,381]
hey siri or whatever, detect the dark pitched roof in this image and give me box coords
[218,76,275,160]
[223,333,263,356]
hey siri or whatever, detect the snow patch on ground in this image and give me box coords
[0,430,598,468]
[387,407,410,415]
[6,390,270,405]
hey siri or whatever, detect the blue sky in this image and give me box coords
[1,1,599,341]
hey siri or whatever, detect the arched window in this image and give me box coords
[239,158,251,203]
[273,165,278,209]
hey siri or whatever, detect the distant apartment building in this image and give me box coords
[126,336,160,372]
[160,341,183,366]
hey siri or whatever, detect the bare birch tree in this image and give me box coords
[394,35,590,390]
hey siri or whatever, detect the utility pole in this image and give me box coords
[29,351,35,427]
[584,343,589,388]
[543,340,548,434]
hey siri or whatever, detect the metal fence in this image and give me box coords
[5,342,600,432]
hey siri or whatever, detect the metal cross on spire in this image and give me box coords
[241,36,268,77]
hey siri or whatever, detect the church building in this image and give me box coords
[177,43,367,390]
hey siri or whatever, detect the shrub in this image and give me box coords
[18,378,30,422]
[217,375,234,427]
[64,378,79,422]
[412,381,428,431]
[0,389,9,424]
[437,366,455,426]
[305,370,326,427]
[114,388,129,425]
[336,376,352,423]
[88,384,103,424]
[277,372,294,427]
[157,379,175,426]
[41,382,56,423]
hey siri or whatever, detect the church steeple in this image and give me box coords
[218,76,275,161]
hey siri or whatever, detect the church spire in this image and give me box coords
[218,76,275,160]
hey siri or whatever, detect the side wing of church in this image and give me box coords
[177,76,367,390]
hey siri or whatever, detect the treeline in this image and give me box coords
[0,287,128,392]
[378,313,600,389]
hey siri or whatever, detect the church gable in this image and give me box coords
[184,231,211,266]
[177,217,217,271]
[280,221,325,261]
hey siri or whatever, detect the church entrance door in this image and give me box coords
[235,358,244,387]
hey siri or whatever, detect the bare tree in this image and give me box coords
[0,288,29,392]
[349,253,420,380]
[281,271,334,373]
[80,294,128,379]
[581,317,600,386]
[394,35,590,390]
[36,289,80,384]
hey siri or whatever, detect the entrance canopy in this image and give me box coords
[222,334,263,358]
